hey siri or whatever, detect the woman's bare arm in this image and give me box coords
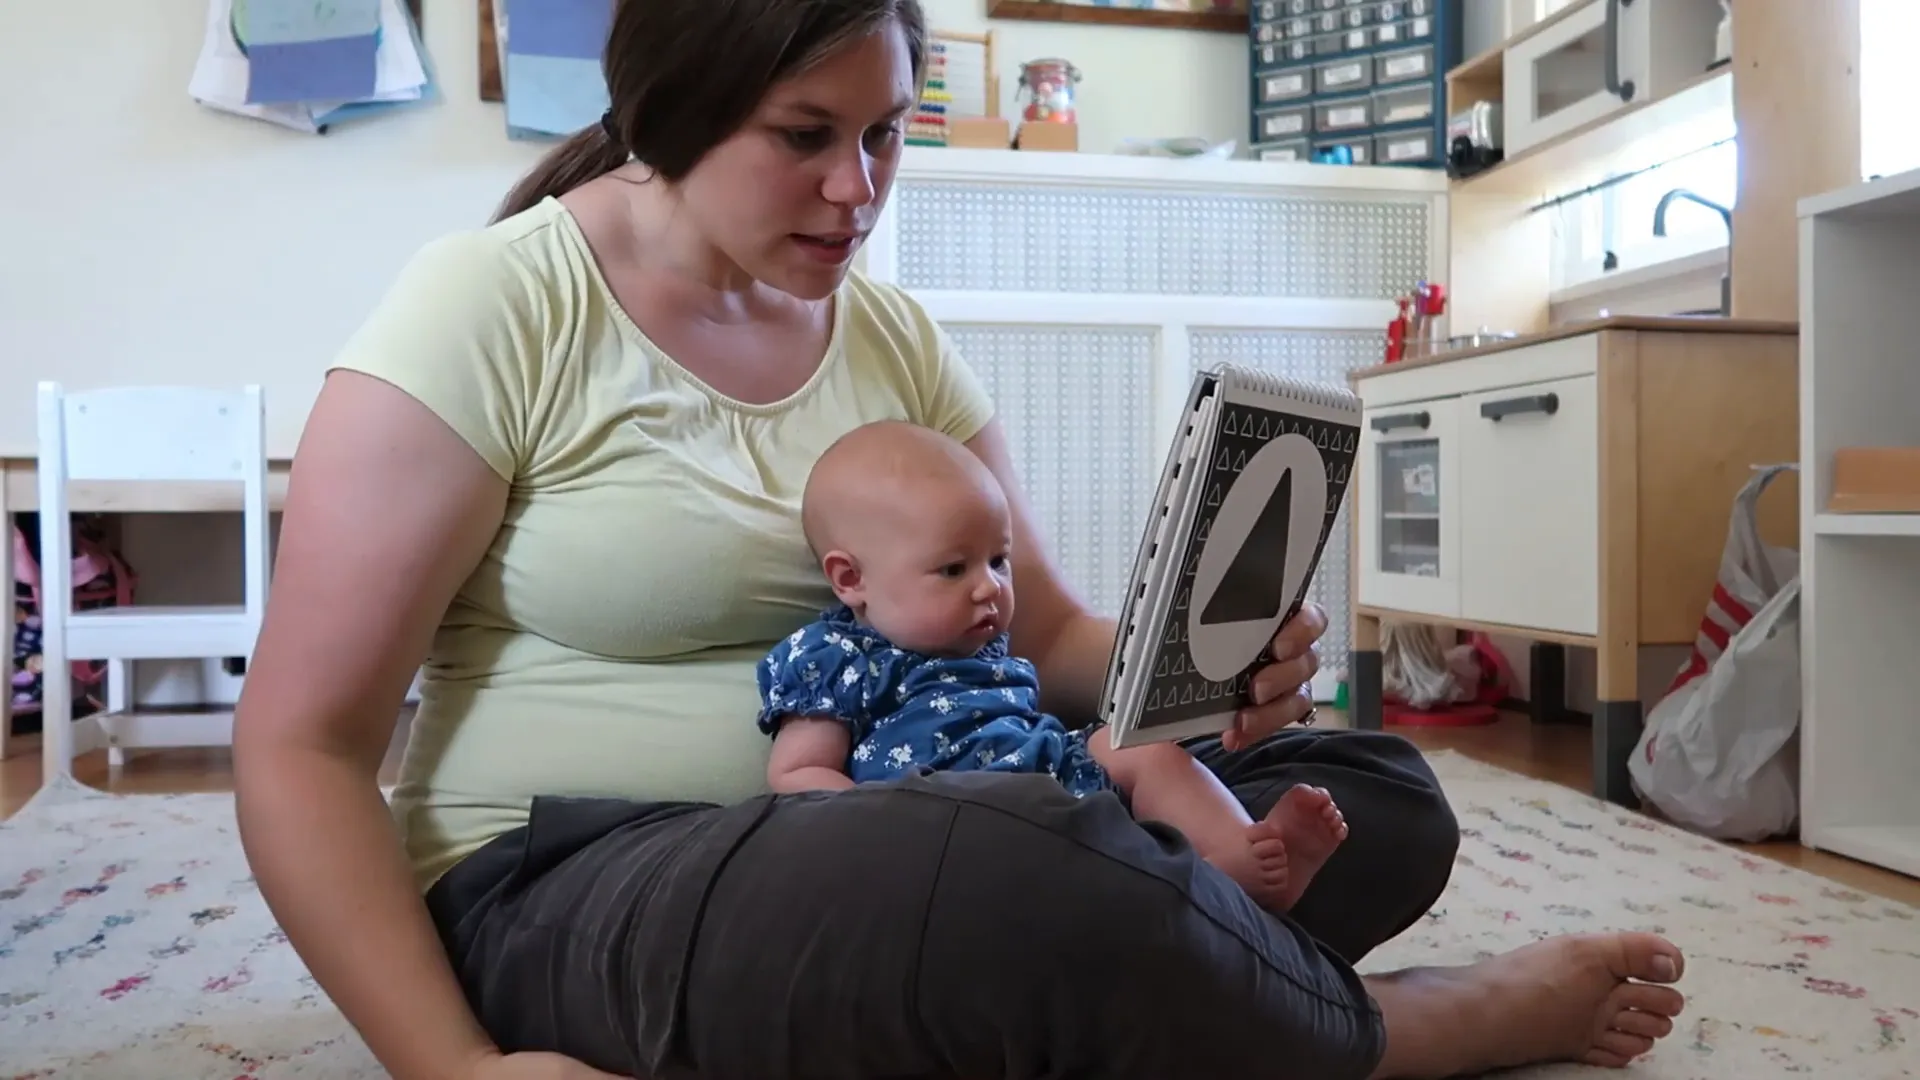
[232,371,514,1080]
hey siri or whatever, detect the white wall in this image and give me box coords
[9,1,1270,709]
[0,0,546,461]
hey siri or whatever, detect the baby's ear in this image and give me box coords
[822,550,863,603]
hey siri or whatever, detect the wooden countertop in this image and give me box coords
[1350,315,1799,381]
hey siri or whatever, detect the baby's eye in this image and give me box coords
[990,555,1010,571]
[940,562,967,578]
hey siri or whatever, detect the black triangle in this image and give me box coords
[1198,468,1296,625]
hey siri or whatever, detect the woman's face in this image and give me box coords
[677,24,917,300]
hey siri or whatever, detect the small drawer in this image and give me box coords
[1256,65,1316,104]
[1316,8,1342,33]
[1374,43,1435,85]
[1314,93,1372,133]
[1255,103,1314,142]
[1372,82,1434,126]
[1254,0,1283,21]
[1254,137,1313,163]
[1313,137,1372,165]
[1373,0,1406,19]
[1315,0,1341,9]
[1315,54,1373,94]
[1286,0,1311,14]
[1374,126,1440,165]
[1288,15,1313,36]
[1254,20,1278,43]
[1372,16,1433,47]
[1342,3,1370,27]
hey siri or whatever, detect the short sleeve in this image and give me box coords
[327,230,549,481]
[755,623,877,737]
[920,317,997,444]
[867,280,996,444]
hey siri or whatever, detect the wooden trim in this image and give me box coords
[1594,330,1640,701]
[1349,314,1797,381]
[478,0,503,103]
[1,460,292,515]
[1730,0,1861,321]
[1352,606,1598,649]
[985,1,1248,33]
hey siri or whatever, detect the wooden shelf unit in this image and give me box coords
[1798,166,1920,880]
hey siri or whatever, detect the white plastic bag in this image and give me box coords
[1628,464,1801,842]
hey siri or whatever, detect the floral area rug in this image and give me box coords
[2,753,1917,1078]
[1361,753,1919,1078]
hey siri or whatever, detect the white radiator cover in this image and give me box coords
[865,149,1448,696]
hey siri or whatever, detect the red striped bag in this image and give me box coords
[1628,464,1800,841]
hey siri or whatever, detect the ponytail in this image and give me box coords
[491,122,630,224]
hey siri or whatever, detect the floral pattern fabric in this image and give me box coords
[2,754,1916,1078]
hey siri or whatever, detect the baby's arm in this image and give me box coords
[767,717,856,793]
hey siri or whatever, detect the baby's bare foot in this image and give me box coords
[1206,822,1291,911]
[1262,784,1347,910]
[1367,932,1687,1077]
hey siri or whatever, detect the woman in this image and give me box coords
[232,2,1687,1078]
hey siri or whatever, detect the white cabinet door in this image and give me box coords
[1457,373,1600,635]
[1502,0,1725,156]
[1358,396,1461,617]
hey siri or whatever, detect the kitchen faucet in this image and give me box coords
[1652,188,1733,316]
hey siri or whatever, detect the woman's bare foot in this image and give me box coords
[1365,931,1687,1078]
[1263,784,1348,910]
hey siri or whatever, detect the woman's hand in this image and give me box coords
[471,1049,632,1080]
[1223,601,1329,752]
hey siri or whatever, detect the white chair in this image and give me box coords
[36,382,270,781]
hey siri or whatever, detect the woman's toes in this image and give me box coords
[1593,1029,1656,1062]
[1610,1008,1675,1040]
[1613,980,1686,1019]
[1616,932,1686,983]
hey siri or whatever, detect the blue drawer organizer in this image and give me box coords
[1248,0,1461,169]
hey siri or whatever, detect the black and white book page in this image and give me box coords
[1116,374,1360,745]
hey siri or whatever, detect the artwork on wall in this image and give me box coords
[985,0,1249,33]
[188,0,435,135]
[478,0,612,139]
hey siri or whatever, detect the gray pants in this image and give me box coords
[426,728,1459,1080]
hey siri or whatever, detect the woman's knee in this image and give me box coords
[909,774,1387,1078]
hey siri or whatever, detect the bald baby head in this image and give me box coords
[802,421,1017,656]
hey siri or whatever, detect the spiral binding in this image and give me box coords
[1210,362,1361,412]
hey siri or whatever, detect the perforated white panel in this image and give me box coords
[894,183,1430,298]
[1187,330,1384,673]
[946,325,1158,619]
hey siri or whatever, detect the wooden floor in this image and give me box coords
[3,711,1917,905]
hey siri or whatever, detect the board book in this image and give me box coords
[1098,363,1361,748]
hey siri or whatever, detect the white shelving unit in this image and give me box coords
[1798,165,1920,879]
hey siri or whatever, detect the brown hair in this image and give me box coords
[492,0,928,224]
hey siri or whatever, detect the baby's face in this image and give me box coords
[843,485,1015,658]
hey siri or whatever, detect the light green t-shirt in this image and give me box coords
[328,197,995,888]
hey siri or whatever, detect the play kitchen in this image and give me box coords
[1344,315,1800,804]
[1444,0,1732,179]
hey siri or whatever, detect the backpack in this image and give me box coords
[10,513,137,732]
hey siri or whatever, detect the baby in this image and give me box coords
[756,420,1347,916]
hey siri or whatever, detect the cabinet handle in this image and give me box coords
[1604,0,1636,102]
[1369,409,1431,432]
[1479,392,1560,421]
